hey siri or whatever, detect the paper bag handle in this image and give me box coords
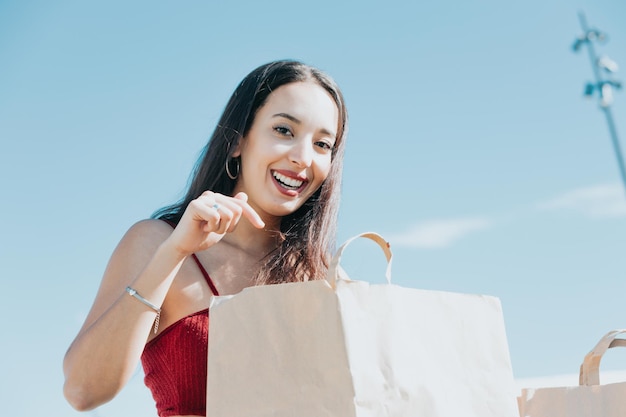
[579,329,626,386]
[326,232,393,289]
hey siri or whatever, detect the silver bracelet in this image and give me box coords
[125,286,161,334]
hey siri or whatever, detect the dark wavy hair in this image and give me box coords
[153,60,348,284]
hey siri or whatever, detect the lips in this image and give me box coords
[272,170,308,193]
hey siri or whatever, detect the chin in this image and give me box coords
[272,201,307,217]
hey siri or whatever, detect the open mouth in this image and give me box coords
[272,171,306,191]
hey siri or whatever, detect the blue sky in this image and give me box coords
[1,0,625,415]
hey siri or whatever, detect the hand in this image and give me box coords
[167,191,265,255]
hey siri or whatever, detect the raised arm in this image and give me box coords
[62,191,264,411]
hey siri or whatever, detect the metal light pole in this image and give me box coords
[572,11,626,198]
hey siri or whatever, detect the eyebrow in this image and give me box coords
[272,112,336,139]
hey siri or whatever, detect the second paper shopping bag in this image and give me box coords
[206,232,519,417]
[518,329,626,417]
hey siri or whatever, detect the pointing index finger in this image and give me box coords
[233,193,265,229]
[242,204,265,229]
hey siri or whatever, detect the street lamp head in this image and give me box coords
[572,30,607,52]
[587,29,607,43]
[600,83,614,107]
[598,56,619,73]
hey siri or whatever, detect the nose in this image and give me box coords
[289,138,314,168]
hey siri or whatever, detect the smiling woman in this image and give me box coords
[62,60,348,417]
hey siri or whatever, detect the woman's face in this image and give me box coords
[233,81,339,222]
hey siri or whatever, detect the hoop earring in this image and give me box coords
[225,157,240,180]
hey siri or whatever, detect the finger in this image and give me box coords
[230,192,264,228]
[213,204,235,235]
[194,196,230,234]
[233,192,248,202]
[239,202,265,229]
[189,199,221,229]
[215,200,244,234]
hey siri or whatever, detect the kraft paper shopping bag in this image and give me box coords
[207,232,519,417]
[518,329,626,417]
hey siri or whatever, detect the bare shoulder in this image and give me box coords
[123,218,174,241]
[114,219,174,254]
[102,219,175,281]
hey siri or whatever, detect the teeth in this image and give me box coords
[273,172,304,189]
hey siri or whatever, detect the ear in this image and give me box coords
[231,139,243,158]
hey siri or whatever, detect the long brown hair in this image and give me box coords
[153,60,348,284]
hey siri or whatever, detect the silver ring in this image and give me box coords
[212,203,220,212]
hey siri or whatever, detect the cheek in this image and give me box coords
[315,156,333,182]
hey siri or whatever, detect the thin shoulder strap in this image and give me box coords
[160,219,220,296]
[190,253,220,296]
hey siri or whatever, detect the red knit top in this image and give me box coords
[141,253,219,417]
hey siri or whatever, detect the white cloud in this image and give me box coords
[536,183,626,218]
[388,184,624,251]
[387,217,492,249]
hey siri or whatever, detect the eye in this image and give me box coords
[315,140,334,152]
[274,125,293,137]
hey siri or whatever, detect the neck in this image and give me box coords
[221,216,281,259]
